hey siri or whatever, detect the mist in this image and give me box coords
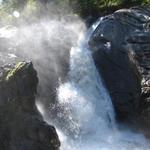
[0,1,86,121]
[0,1,150,150]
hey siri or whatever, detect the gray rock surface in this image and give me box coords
[0,61,60,150]
[89,7,150,122]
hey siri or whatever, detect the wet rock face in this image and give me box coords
[0,62,60,150]
[89,7,150,121]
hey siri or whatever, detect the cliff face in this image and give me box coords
[89,7,150,123]
[0,61,60,150]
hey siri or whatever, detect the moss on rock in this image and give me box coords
[5,62,26,81]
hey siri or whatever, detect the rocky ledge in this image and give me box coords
[0,61,60,150]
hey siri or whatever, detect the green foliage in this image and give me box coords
[68,0,150,17]
[142,0,150,5]
[0,0,149,23]
[0,0,38,24]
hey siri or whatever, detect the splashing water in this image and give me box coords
[56,21,150,150]
[0,11,150,149]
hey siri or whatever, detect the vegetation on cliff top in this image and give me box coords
[0,0,149,24]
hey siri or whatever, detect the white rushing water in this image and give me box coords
[56,21,150,150]
[0,14,150,150]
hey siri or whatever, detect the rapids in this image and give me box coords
[56,20,150,150]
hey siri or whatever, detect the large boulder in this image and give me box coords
[0,61,60,150]
[89,7,150,122]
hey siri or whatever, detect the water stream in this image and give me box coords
[0,15,150,150]
[56,21,150,150]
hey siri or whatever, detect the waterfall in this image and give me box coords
[0,14,150,150]
[56,21,150,150]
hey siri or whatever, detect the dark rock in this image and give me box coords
[0,61,60,150]
[89,7,150,122]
